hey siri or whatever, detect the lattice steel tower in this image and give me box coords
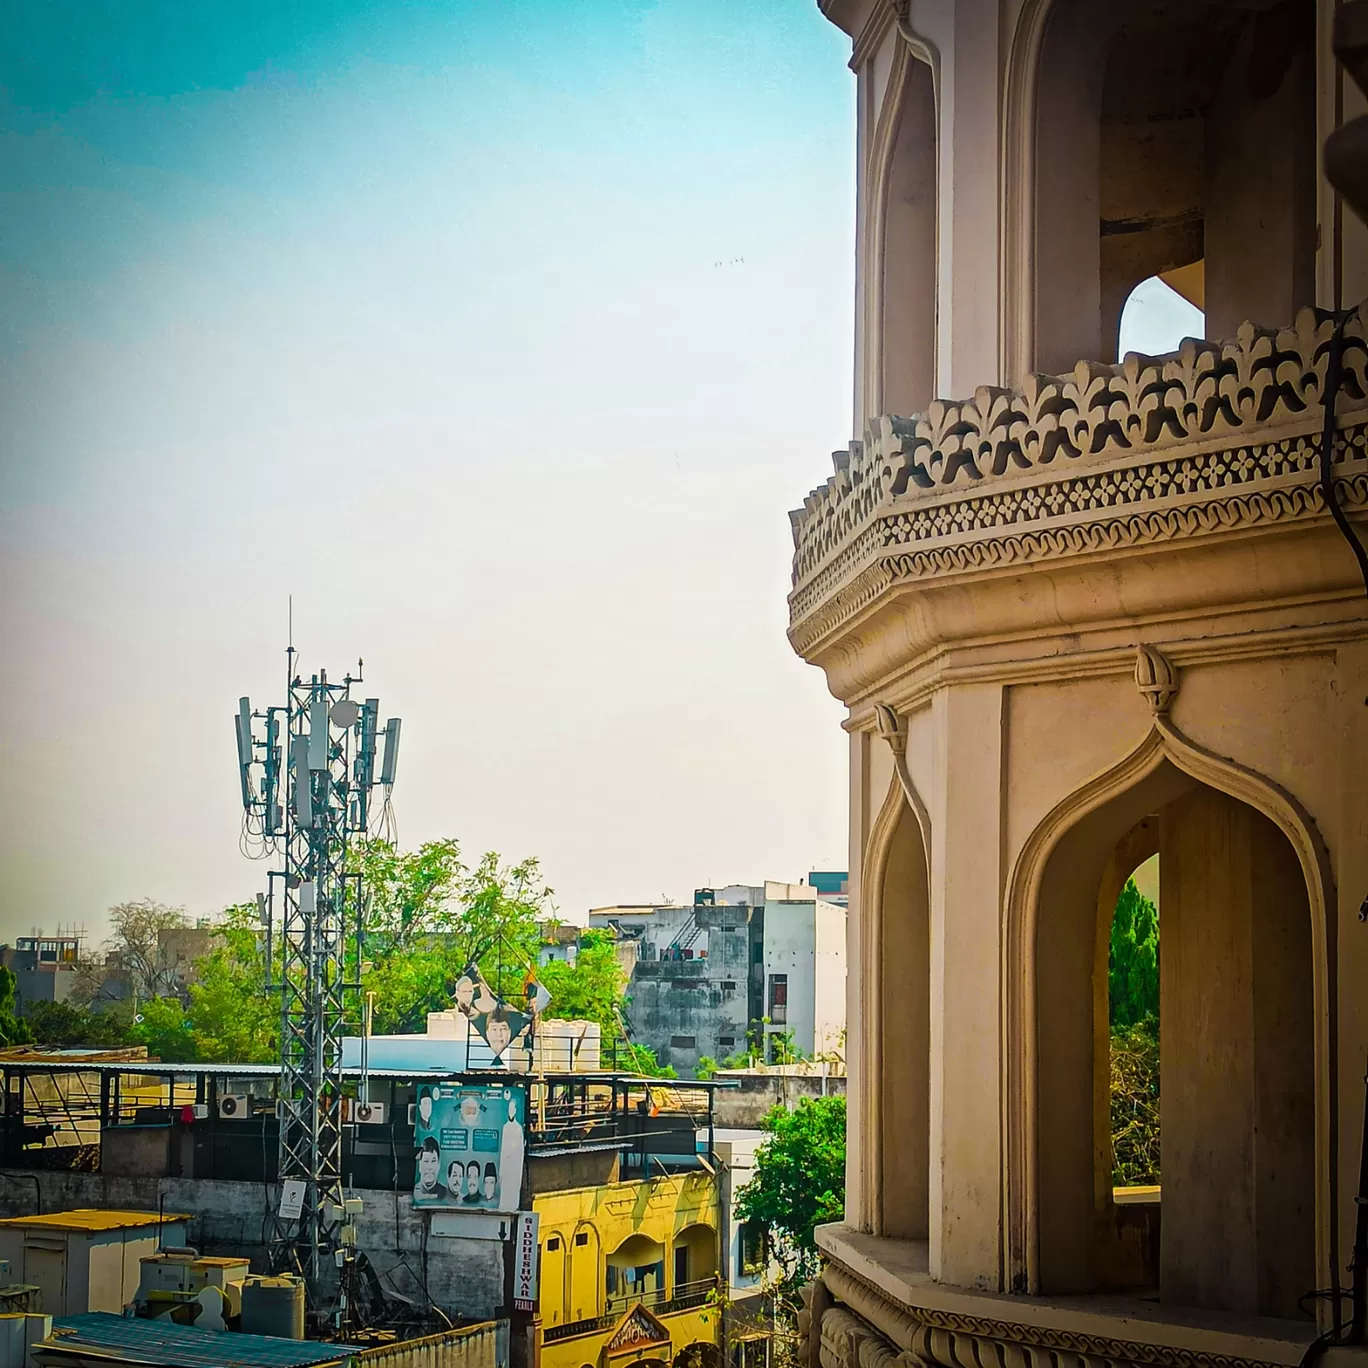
[234,650,401,1293]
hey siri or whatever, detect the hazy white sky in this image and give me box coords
[0,0,860,941]
[0,3,1200,945]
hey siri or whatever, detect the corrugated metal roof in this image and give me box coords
[44,1313,347,1367]
[0,1210,190,1233]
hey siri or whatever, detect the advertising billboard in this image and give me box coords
[413,1082,526,1212]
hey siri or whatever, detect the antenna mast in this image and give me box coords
[234,651,400,1308]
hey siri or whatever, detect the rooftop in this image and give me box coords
[0,1209,190,1233]
[39,1312,347,1367]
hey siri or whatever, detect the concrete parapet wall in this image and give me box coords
[713,1075,846,1129]
[0,1170,504,1320]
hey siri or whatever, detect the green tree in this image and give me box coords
[736,1096,846,1288]
[538,930,624,1036]
[356,842,552,1034]
[620,1042,677,1079]
[126,902,275,1063]
[25,1000,132,1048]
[0,969,31,1047]
[1109,878,1158,1029]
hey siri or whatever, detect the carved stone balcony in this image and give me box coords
[788,308,1368,695]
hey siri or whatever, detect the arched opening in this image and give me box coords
[1117,276,1204,361]
[542,1232,568,1325]
[1035,760,1314,1317]
[672,1223,717,1291]
[568,1223,600,1322]
[877,800,930,1239]
[879,54,937,415]
[1032,0,1314,372]
[606,1233,666,1309]
[674,1344,722,1368]
[1092,823,1161,1293]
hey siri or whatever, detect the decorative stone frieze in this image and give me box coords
[804,1260,1303,1368]
[789,308,1368,657]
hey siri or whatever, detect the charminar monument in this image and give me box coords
[788,3,1368,1368]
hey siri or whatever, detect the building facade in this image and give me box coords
[592,884,847,1076]
[1,934,81,1013]
[535,1169,721,1368]
[790,3,1368,1368]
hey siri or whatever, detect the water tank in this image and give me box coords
[240,1275,305,1340]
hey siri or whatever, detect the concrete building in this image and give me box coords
[788,5,1368,1368]
[591,883,847,1076]
[0,1053,736,1367]
[1,933,82,1014]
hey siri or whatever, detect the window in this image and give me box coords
[546,1236,562,1251]
[738,1223,765,1275]
[670,1035,696,1050]
[767,974,788,1025]
[574,1232,588,1247]
[675,1244,689,1288]
[718,1036,735,1050]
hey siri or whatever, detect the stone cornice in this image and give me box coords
[815,1250,1313,1368]
[789,308,1368,661]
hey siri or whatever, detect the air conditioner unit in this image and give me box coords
[352,1100,386,1125]
[218,1094,249,1119]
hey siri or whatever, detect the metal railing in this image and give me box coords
[542,1279,718,1343]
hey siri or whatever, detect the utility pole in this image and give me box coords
[234,650,401,1304]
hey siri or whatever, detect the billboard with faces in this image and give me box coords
[413,1082,526,1212]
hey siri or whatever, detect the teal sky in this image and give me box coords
[0,0,858,939]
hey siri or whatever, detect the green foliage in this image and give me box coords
[356,841,551,1034]
[538,930,624,1036]
[0,969,31,1047]
[620,1042,677,1079]
[1111,1018,1160,1186]
[1109,878,1158,1029]
[695,1055,718,1081]
[736,1096,846,1288]
[25,1001,131,1049]
[127,902,275,1064]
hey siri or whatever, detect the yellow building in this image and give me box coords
[535,1170,721,1368]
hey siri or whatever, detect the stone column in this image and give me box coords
[929,683,1004,1288]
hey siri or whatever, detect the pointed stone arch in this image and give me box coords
[1002,711,1335,1302]
[862,23,940,423]
[859,705,932,1238]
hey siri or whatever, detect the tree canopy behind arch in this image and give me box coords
[1109,876,1157,1030]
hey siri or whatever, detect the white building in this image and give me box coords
[589,879,847,1075]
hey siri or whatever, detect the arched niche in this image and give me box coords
[878,50,937,416]
[1006,723,1331,1317]
[1017,0,1315,375]
[672,1223,717,1286]
[862,751,931,1240]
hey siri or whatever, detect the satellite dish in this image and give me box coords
[330,700,361,729]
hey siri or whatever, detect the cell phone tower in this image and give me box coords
[233,648,401,1298]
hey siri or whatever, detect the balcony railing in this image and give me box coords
[541,1279,718,1343]
[787,307,1368,657]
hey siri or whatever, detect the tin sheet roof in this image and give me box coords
[44,1313,347,1367]
[0,1210,191,1233]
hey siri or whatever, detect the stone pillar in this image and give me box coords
[1204,7,1316,338]
[929,683,1003,1288]
[1160,787,1314,1317]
